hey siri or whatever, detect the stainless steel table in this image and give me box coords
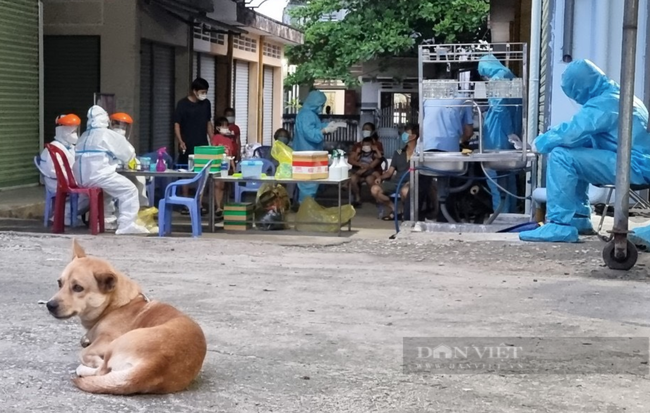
[118,169,218,233]
[213,175,352,236]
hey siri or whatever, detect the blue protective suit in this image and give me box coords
[478,55,523,213]
[520,59,650,243]
[294,90,329,203]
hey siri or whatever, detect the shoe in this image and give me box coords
[115,223,150,235]
[180,207,190,216]
[571,216,596,235]
[519,223,579,243]
[629,226,650,251]
[104,221,118,230]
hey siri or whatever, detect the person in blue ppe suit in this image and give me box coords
[478,55,523,213]
[520,59,650,243]
[293,90,338,203]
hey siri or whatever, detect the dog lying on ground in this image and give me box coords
[46,240,207,395]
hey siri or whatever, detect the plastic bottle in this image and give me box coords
[329,152,341,180]
[156,147,167,172]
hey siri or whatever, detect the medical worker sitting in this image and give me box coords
[109,112,148,207]
[293,90,339,204]
[74,105,149,235]
[478,55,523,213]
[38,114,89,226]
[519,59,650,243]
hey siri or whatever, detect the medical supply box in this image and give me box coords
[194,146,224,173]
[292,151,329,180]
[224,203,254,231]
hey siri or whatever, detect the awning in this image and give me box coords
[148,0,247,34]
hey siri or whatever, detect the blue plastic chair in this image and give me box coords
[158,160,213,238]
[234,159,276,203]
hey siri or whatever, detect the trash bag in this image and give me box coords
[271,140,293,179]
[136,207,158,233]
[295,197,356,233]
[255,183,290,230]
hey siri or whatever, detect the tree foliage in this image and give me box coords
[285,0,489,87]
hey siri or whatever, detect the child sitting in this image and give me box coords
[349,137,382,206]
[211,117,237,218]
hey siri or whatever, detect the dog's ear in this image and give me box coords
[94,272,117,293]
[72,239,86,260]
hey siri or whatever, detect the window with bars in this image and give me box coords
[263,42,282,59]
[193,23,225,45]
[233,35,257,53]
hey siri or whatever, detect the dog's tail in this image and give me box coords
[72,370,135,395]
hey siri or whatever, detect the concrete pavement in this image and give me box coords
[0,231,649,412]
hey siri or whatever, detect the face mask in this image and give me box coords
[219,128,231,135]
[114,128,127,136]
[362,130,373,138]
[226,116,235,124]
[361,145,371,153]
[195,91,208,101]
[278,137,289,144]
[401,132,411,144]
[67,132,78,145]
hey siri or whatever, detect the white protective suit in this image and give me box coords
[38,126,89,226]
[73,106,149,235]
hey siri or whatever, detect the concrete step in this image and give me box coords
[0,186,45,220]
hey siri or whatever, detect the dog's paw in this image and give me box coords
[76,364,98,377]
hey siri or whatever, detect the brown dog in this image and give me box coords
[46,240,207,395]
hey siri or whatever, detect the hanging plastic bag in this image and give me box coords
[255,183,290,230]
[295,197,356,233]
[271,140,293,179]
[135,207,159,233]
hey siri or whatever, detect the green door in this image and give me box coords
[0,0,40,188]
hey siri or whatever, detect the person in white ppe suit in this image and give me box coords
[109,112,149,207]
[74,106,149,235]
[37,114,89,226]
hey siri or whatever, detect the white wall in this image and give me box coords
[547,0,649,129]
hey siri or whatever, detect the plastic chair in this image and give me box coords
[34,155,58,227]
[234,159,276,203]
[158,160,213,238]
[45,144,105,235]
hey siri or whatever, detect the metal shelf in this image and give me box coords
[419,42,527,63]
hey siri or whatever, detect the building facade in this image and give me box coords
[41,0,302,163]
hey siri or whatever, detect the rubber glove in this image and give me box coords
[508,134,523,150]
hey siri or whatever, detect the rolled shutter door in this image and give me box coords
[152,44,175,152]
[0,0,40,187]
[262,66,274,146]
[193,52,198,80]
[234,60,249,143]
[139,43,153,153]
[200,54,216,121]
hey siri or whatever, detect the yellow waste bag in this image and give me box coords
[295,197,356,233]
[271,140,293,179]
[136,207,158,233]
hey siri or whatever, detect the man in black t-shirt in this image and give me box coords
[174,78,214,165]
[174,78,214,205]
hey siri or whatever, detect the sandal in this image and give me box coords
[381,212,395,221]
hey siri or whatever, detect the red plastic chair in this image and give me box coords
[45,144,105,235]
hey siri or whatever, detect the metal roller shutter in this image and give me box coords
[152,44,175,153]
[199,54,216,120]
[262,66,274,146]
[192,52,198,80]
[234,60,249,143]
[139,43,153,154]
[0,0,40,188]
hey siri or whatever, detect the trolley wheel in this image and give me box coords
[602,239,638,271]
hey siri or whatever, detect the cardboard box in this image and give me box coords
[224,202,253,231]
[292,151,329,180]
[194,146,224,173]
